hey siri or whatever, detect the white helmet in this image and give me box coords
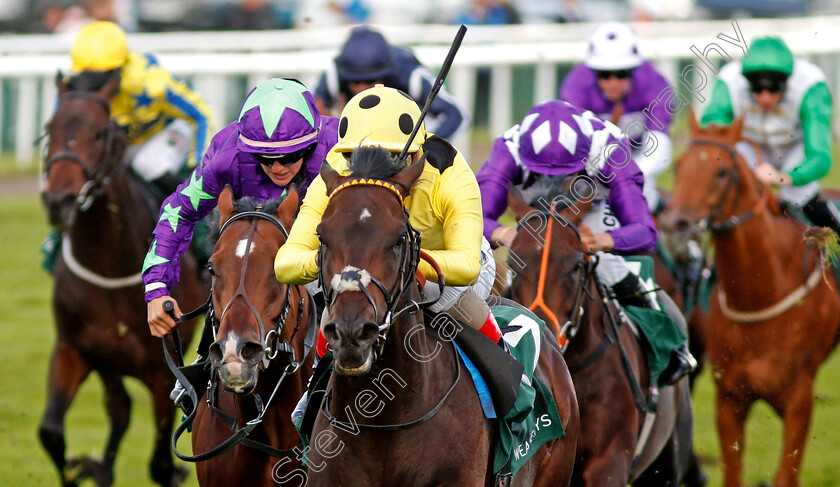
[585,22,643,71]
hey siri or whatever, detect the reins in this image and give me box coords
[164,209,313,462]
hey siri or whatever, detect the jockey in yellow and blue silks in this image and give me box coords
[702,36,839,235]
[67,21,212,192]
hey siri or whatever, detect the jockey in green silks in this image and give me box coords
[701,36,840,235]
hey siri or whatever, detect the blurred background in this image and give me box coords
[3,2,840,487]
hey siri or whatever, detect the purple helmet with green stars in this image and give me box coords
[237,78,321,155]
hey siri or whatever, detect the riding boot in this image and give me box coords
[612,273,652,309]
[170,312,215,415]
[447,288,506,350]
[661,344,698,386]
[802,194,840,236]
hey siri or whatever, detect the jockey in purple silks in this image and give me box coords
[560,22,674,212]
[145,78,337,334]
[477,99,695,385]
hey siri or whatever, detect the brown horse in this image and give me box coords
[506,188,695,487]
[39,75,206,486]
[305,147,579,486]
[660,116,840,487]
[186,187,314,485]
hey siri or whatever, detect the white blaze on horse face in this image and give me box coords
[359,208,372,223]
[235,238,254,258]
[700,151,709,161]
[331,265,373,294]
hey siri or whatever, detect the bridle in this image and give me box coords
[318,177,444,357]
[43,91,122,212]
[517,208,597,352]
[685,138,771,234]
[216,210,304,370]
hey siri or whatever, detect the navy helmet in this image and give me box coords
[337,26,394,82]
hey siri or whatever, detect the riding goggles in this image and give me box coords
[255,146,313,167]
[594,69,633,80]
[746,72,788,94]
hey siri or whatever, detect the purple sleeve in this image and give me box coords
[142,130,233,300]
[637,61,673,131]
[476,137,522,244]
[600,137,658,254]
[559,64,594,107]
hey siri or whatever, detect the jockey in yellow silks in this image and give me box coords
[275,85,502,375]
[67,21,212,192]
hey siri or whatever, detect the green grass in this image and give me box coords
[3,149,840,485]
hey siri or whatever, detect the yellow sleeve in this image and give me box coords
[418,155,483,286]
[155,67,213,167]
[274,174,330,285]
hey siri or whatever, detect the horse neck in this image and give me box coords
[330,295,456,426]
[67,170,152,276]
[712,180,810,308]
[563,279,608,363]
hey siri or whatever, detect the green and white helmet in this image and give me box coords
[742,37,794,77]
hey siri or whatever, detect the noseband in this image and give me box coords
[517,208,597,352]
[44,91,121,211]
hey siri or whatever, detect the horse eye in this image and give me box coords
[206,263,216,276]
[95,128,108,140]
[393,234,407,249]
[715,167,728,179]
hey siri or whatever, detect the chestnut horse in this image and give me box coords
[306,147,579,486]
[506,189,696,487]
[660,116,840,487]
[184,187,314,485]
[39,76,205,486]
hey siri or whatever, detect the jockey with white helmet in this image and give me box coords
[702,36,840,235]
[478,100,696,385]
[560,22,674,212]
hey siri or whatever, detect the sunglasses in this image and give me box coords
[748,79,785,94]
[595,69,633,80]
[255,147,309,167]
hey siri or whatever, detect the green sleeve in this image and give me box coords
[789,82,833,187]
[700,79,734,127]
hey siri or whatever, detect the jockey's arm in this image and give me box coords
[274,174,328,285]
[142,138,226,302]
[476,137,522,245]
[601,141,658,255]
[418,155,483,286]
[156,66,213,167]
[789,82,833,186]
[700,79,735,127]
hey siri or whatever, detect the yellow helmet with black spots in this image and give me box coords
[333,85,427,155]
[71,21,129,72]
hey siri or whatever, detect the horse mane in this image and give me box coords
[346,145,406,180]
[207,195,287,244]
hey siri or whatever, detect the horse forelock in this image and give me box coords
[347,145,406,180]
[208,195,287,244]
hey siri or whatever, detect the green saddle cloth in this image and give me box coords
[621,256,688,387]
[490,306,566,477]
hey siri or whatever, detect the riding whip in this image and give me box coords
[397,24,468,161]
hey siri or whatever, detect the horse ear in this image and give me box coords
[508,185,535,222]
[320,159,343,194]
[728,116,745,142]
[688,105,701,137]
[391,154,426,197]
[55,70,70,95]
[97,74,121,101]
[218,185,235,227]
[275,185,299,230]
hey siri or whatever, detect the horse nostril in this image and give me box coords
[358,322,380,343]
[323,323,338,342]
[240,342,264,363]
[208,343,222,364]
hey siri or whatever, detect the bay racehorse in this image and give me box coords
[506,186,696,487]
[306,147,579,486]
[39,74,206,486]
[660,115,840,487]
[181,187,314,485]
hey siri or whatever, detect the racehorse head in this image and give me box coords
[317,146,425,376]
[207,187,301,394]
[507,178,595,344]
[41,74,124,229]
[659,110,759,238]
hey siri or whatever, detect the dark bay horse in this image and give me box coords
[660,116,840,487]
[506,189,695,487]
[188,187,314,485]
[39,75,206,486]
[307,147,579,487]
